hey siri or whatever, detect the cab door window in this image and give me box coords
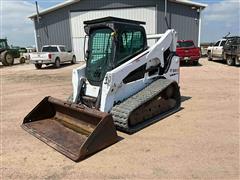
[117,30,144,66]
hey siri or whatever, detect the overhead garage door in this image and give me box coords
[70,7,156,61]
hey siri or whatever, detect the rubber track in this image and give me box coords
[111,79,180,134]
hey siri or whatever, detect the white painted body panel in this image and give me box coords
[85,82,100,98]
[72,64,86,102]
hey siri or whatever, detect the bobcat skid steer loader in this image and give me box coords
[22,17,181,162]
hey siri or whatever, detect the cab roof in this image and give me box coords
[84,16,146,25]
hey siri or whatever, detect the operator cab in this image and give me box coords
[84,17,148,86]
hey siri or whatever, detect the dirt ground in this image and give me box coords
[1,58,239,179]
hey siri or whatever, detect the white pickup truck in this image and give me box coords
[207,39,226,60]
[30,45,76,69]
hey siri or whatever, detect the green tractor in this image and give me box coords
[0,39,22,66]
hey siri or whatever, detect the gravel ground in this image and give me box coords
[1,58,239,179]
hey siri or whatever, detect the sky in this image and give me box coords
[0,0,239,47]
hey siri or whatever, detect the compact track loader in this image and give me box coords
[22,17,181,161]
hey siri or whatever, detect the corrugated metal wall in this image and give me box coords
[157,1,199,44]
[34,0,200,52]
[34,9,71,51]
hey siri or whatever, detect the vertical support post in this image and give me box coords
[165,0,167,17]
[33,20,39,52]
[155,3,158,43]
[198,7,202,47]
[164,0,170,29]
[35,1,40,23]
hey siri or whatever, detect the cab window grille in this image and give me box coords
[86,28,113,85]
[90,29,112,63]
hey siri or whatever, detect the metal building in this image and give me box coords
[29,0,207,61]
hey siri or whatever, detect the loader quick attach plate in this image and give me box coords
[22,97,118,162]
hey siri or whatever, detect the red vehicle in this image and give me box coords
[176,40,201,65]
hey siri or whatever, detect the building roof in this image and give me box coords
[169,0,207,8]
[29,0,207,19]
[29,0,80,19]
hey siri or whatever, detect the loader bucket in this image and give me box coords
[21,96,118,162]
